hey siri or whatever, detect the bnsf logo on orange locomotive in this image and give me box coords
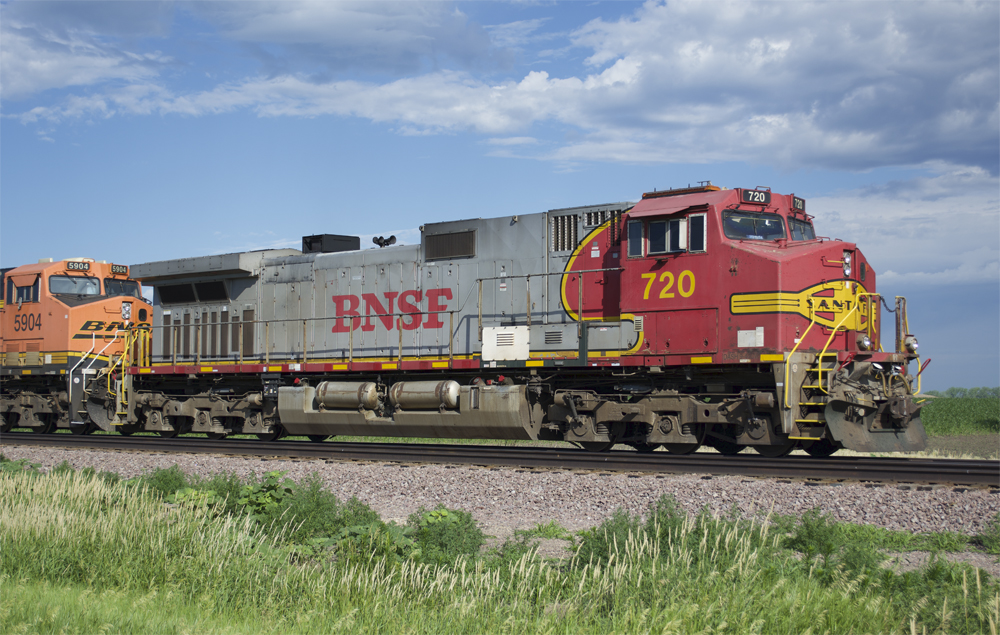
[74,320,150,338]
[331,289,452,333]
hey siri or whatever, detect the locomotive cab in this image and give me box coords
[1,258,153,434]
[615,186,926,455]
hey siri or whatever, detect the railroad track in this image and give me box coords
[3,433,998,487]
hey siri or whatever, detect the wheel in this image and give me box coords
[0,411,18,433]
[578,441,615,452]
[159,429,179,438]
[663,442,701,455]
[206,432,228,440]
[754,440,796,458]
[663,423,706,455]
[36,414,57,434]
[70,421,95,435]
[803,437,840,458]
[629,442,660,453]
[307,435,331,443]
[256,427,286,442]
[709,438,743,456]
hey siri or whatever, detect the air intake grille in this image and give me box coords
[633,316,644,332]
[426,230,476,261]
[584,209,622,241]
[544,331,562,344]
[496,333,515,346]
[551,215,579,251]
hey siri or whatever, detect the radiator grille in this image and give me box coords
[496,333,515,347]
[551,215,579,251]
[584,209,622,241]
[544,331,562,344]
[426,230,476,261]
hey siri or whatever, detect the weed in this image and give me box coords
[408,505,485,566]
[0,456,42,474]
[140,464,191,497]
[236,470,296,522]
[973,513,1000,555]
[515,520,572,541]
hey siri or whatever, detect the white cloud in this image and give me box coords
[809,164,999,285]
[0,24,167,100]
[5,0,998,174]
[487,136,538,146]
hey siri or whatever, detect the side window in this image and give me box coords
[688,214,706,253]
[668,219,688,252]
[648,221,667,255]
[12,277,40,303]
[627,220,644,258]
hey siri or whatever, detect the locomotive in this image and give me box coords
[0,258,153,434]
[1,184,928,456]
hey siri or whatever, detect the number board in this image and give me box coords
[792,196,806,212]
[66,261,90,271]
[110,264,128,275]
[740,189,771,205]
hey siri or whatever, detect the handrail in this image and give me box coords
[813,291,878,392]
[783,315,818,408]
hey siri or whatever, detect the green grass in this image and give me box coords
[3,463,998,634]
[919,396,1000,437]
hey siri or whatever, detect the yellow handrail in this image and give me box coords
[813,292,879,393]
[783,315,818,408]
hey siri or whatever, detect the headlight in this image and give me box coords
[904,335,918,354]
[843,252,852,266]
[121,302,132,321]
[843,263,852,277]
[857,333,871,350]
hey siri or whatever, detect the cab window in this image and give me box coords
[722,210,786,241]
[629,215,707,257]
[789,218,816,241]
[49,275,100,296]
[105,278,142,299]
[8,277,40,303]
[627,220,644,258]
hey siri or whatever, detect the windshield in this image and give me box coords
[722,211,786,241]
[105,278,142,299]
[50,275,101,295]
[789,218,816,241]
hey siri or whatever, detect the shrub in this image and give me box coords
[408,506,485,566]
[974,512,1000,555]
[140,464,191,497]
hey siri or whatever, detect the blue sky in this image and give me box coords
[1,0,997,390]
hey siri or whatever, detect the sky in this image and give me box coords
[1,0,997,391]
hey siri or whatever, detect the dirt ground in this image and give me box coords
[926,434,999,459]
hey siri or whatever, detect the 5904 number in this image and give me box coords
[13,313,41,332]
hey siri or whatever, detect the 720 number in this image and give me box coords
[641,271,695,300]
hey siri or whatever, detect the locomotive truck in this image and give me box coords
[1,184,928,456]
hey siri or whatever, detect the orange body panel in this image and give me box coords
[0,259,152,372]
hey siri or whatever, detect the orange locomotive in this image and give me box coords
[0,258,153,434]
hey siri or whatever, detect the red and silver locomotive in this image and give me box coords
[6,184,927,455]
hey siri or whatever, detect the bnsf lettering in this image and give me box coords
[331,288,453,333]
[78,320,128,332]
